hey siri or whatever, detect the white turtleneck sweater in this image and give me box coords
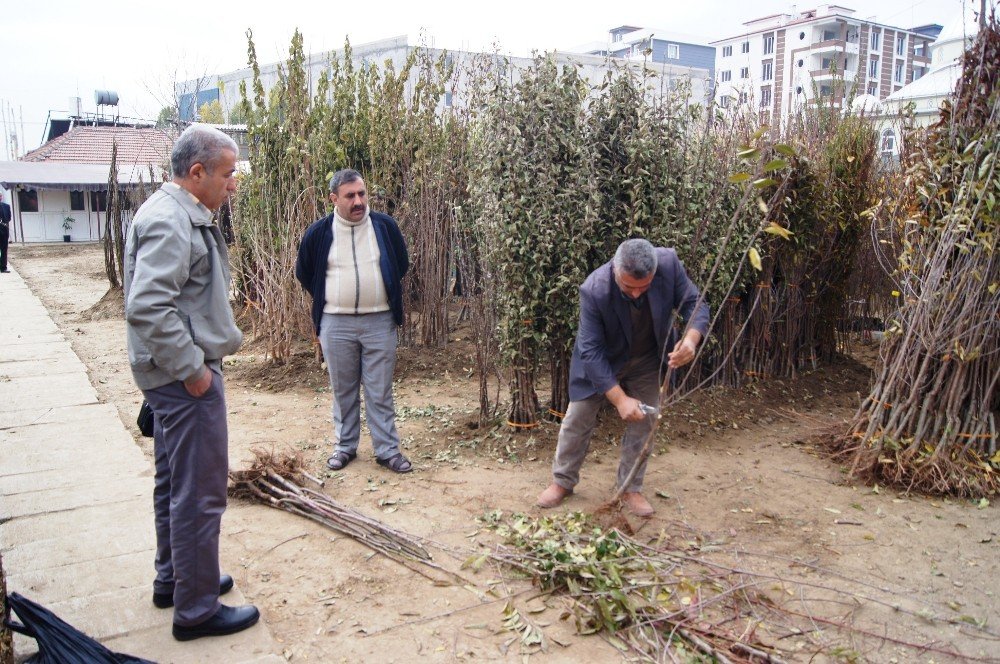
[323,207,390,316]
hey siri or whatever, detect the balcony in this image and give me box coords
[810,38,859,56]
[810,68,857,82]
[812,38,845,52]
[808,97,844,109]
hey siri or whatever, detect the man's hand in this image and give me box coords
[667,330,703,369]
[606,385,645,422]
[183,365,213,397]
[616,396,646,422]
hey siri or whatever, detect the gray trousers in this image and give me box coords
[144,367,227,626]
[552,367,660,493]
[318,311,402,460]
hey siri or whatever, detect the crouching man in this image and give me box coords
[537,238,709,517]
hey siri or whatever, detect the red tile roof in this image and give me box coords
[22,126,175,169]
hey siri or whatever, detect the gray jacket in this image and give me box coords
[124,182,242,390]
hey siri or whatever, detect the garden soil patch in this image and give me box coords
[9,243,998,663]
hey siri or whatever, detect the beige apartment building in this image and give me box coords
[711,4,941,125]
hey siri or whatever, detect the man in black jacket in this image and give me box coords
[295,169,412,474]
[0,192,11,273]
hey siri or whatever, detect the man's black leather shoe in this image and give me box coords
[172,604,260,641]
[153,574,235,609]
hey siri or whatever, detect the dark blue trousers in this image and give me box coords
[144,367,228,626]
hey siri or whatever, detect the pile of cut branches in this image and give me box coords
[228,449,430,563]
[475,511,991,663]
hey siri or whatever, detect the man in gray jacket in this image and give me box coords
[124,124,259,641]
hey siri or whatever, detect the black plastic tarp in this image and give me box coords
[4,592,155,664]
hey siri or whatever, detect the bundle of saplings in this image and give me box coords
[836,14,1000,496]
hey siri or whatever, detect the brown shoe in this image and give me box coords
[537,483,572,508]
[622,492,654,517]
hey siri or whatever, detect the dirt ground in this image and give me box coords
[9,243,999,663]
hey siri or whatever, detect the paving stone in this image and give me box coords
[0,460,150,495]
[2,513,154,571]
[6,549,153,605]
[0,476,149,521]
[0,402,125,430]
[0,340,79,362]
[1,499,149,546]
[0,355,87,379]
[0,372,99,412]
[0,420,147,482]
[102,616,278,664]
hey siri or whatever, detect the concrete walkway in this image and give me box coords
[0,265,283,663]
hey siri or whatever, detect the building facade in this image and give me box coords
[0,126,172,243]
[711,4,941,125]
[177,35,714,124]
[574,25,715,92]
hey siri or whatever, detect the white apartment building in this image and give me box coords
[711,4,941,125]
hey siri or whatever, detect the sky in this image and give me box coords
[0,0,980,155]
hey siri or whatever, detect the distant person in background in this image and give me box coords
[295,168,412,474]
[0,192,11,273]
[124,124,259,641]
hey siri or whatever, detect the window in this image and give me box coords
[819,84,833,98]
[869,57,879,78]
[613,32,622,42]
[913,66,926,80]
[867,81,878,96]
[896,34,906,56]
[722,44,732,57]
[914,41,926,57]
[719,95,731,109]
[18,188,38,212]
[70,190,86,211]
[821,56,835,70]
[796,85,804,95]
[91,191,108,212]
[741,41,750,54]
[870,30,881,50]
[881,128,896,153]
[799,31,806,40]
[761,86,772,107]
[894,61,904,83]
[667,43,680,59]
[444,90,453,107]
[763,35,774,55]
[797,58,804,68]
[822,29,838,41]
[740,66,749,79]
[739,91,748,104]
[761,61,773,81]
[721,70,732,82]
